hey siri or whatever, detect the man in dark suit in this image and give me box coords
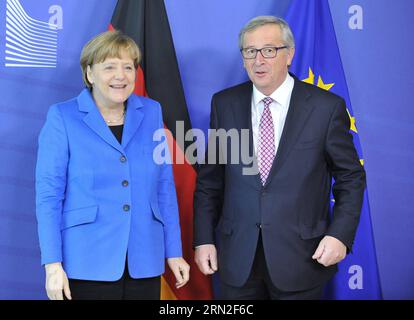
[193,16,366,299]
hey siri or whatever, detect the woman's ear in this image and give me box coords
[86,65,94,85]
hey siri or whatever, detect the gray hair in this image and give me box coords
[238,16,295,49]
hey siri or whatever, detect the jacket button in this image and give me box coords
[122,180,129,187]
[123,204,130,212]
[120,156,127,163]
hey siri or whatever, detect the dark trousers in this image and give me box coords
[220,233,324,300]
[68,261,161,300]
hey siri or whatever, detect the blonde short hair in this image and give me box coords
[80,30,141,88]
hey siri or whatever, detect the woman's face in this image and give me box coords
[87,49,136,109]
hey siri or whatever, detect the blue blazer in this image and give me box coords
[36,89,182,281]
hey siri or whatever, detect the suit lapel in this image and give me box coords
[78,89,144,153]
[122,95,144,149]
[232,82,262,190]
[78,89,124,153]
[264,77,315,186]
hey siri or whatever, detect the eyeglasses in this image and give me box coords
[241,46,288,59]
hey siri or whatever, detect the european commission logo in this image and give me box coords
[4,0,62,68]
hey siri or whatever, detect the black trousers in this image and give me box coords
[68,261,161,300]
[220,233,324,300]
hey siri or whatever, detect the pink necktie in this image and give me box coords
[258,97,275,185]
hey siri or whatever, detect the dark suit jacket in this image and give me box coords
[193,75,366,291]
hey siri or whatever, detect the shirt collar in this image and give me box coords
[252,73,294,108]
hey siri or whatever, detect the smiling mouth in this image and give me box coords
[110,84,127,89]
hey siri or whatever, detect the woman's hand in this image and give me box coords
[45,262,72,300]
[167,257,190,289]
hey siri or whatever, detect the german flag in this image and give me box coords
[110,0,213,300]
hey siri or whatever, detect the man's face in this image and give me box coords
[242,24,294,96]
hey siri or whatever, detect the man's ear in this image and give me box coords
[287,47,295,67]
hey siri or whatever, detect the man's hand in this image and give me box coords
[312,236,347,267]
[194,244,218,275]
[167,257,190,289]
[45,262,72,300]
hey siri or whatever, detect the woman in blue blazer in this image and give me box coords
[36,31,189,300]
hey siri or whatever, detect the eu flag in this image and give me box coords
[285,0,382,299]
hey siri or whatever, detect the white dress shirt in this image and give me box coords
[251,73,295,156]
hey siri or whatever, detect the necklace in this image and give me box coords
[104,109,125,124]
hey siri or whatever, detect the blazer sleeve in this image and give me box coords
[155,103,183,258]
[324,98,366,251]
[36,104,69,265]
[193,94,225,246]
